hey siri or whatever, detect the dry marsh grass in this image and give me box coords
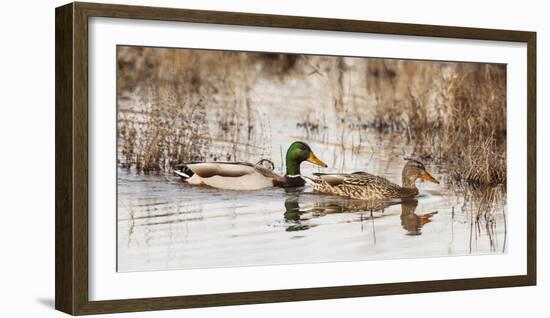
[117,47,275,172]
[362,60,506,187]
[447,182,507,252]
[118,90,210,172]
[117,46,507,191]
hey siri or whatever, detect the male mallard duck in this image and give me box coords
[174,141,327,190]
[302,159,439,200]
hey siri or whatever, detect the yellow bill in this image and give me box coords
[306,152,327,168]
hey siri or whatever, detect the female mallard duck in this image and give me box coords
[302,159,439,200]
[174,141,327,190]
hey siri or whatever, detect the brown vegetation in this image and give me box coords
[117,46,507,192]
[363,60,506,188]
[117,46,274,172]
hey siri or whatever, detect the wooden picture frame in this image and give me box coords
[55,1,536,315]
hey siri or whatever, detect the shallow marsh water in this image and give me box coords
[117,136,507,272]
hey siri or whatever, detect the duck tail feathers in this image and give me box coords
[174,164,194,180]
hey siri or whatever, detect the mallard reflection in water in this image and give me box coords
[284,195,438,235]
[283,195,397,232]
[400,199,438,236]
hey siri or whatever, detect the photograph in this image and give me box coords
[116,45,507,272]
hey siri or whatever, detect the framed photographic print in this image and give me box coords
[55,2,537,315]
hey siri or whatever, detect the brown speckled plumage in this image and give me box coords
[303,160,439,200]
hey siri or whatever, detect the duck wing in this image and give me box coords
[183,162,257,178]
[343,174,400,189]
[175,161,285,190]
[312,172,380,185]
[311,173,349,186]
[313,172,399,189]
[177,161,283,180]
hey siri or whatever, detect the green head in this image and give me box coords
[285,141,327,176]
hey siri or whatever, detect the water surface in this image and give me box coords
[117,153,506,272]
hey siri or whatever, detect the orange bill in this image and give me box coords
[419,171,439,184]
[419,215,433,226]
[306,152,328,168]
